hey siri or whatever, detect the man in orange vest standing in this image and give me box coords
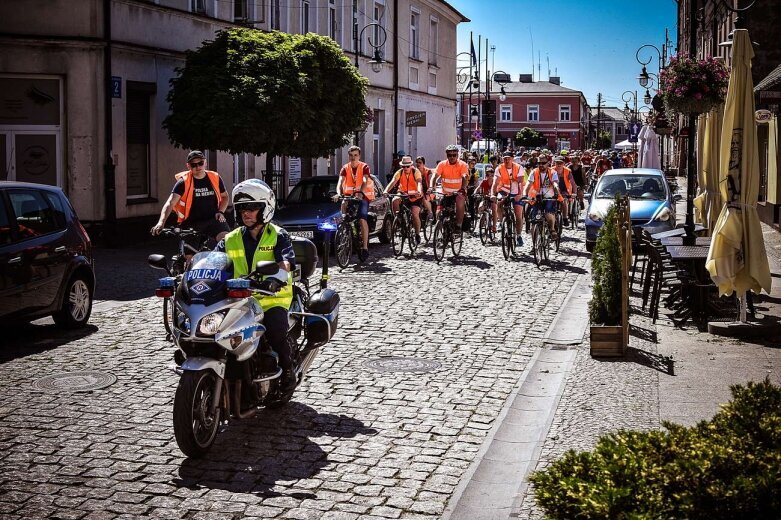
[334,145,375,262]
[150,150,230,249]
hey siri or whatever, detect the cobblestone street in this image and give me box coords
[0,228,589,519]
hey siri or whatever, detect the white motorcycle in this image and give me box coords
[148,237,338,458]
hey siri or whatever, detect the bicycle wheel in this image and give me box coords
[570,200,578,230]
[555,213,562,252]
[335,222,352,268]
[433,220,447,263]
[542,225,551,263]
[451,223,463,257]
[391,216,405,257]
[407,217,419,255]
[501,217,513,260]
[421,210,431,243]
[479,211,490,245]
[531,224,542,266]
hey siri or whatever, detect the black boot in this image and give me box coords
[280,367,297,394]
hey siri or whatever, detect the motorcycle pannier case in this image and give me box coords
[292,237,318,282]
[305,288,339,343]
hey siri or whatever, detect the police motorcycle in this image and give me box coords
[148,180,339,458]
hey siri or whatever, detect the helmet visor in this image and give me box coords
[236,202,265,213]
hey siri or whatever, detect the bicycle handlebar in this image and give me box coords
[160,227,204,238]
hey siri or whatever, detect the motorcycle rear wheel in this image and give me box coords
[173,370,221,458]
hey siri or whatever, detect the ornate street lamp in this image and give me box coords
[352,21,387,145]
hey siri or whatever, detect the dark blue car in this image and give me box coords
[273,175,393,247]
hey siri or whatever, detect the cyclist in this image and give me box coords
[475,165,495,224]
[594,151,613,178]
[490,150,526,246]
[568,154,586,209]
[334,145,375,262]
[553,156,577,227]
[524,154,561,240]
[216,179,297,393]
[430,144,469,229]
[150,150,230,252]
[416,156,434,217]
[384,155,424,244]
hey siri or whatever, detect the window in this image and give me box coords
[527,105,539,122]
[410,9,420,60]
[8,189,59,239]
[0,197,11,245]
[191,0,206,14]
[429,18,438,65]
[329,1,338,42]
[301,0,310,33]
[233,0,247,21]
[429,72,437,88]
[559,105,571,121]
[42,191,67,230]
[233,154,248,183]
[500,105,512,122]
[409,66,419,86]
[373,3,385,56]
[126,81,155,198]
[270,0,281,30]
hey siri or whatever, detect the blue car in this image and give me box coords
[584,168,681,252]
[272,175,393,247]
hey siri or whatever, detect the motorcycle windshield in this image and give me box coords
[182,252,233,305]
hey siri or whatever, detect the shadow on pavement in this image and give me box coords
[594,345,675,375]
[1,323,99,363]
[173,402,377,496]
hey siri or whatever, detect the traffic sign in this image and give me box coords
[628,121,641,143]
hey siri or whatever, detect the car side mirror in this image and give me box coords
[255,260,279,276]
[673,194,683,202]
[148,254,169,272]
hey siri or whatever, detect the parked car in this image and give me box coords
[584,168,681,252]
[0,181,95,327]
[273,175,392,247]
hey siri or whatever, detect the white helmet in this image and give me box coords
[232,178,276,225]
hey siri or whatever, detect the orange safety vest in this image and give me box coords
[341,162,375,201]
[528,167,561,201]
[436,159,468,194]
[496,163,522,194]
[558,166,573,194]
[395,168,422,200]
[173,170,223,223]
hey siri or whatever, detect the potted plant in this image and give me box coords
[648,110,673,135]
[659,55,729,116]
[589,196,624,356]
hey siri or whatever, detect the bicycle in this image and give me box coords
[529,197,560,266]
[497,194,522,261]
[433,193,463,263]
[567,193,584,230]
[334,196,364,268]
[476,194,495,245]
[157,227,208,338]
[420,203,434,243]
[390,195,420,257]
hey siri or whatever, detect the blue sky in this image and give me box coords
[450,0,679,109]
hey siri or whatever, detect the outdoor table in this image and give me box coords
[665,245,710,260]
[660,236,712,247]
[664,244,713,329]
[650,225,706,240]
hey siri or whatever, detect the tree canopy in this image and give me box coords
[515,127,546,147]
[164,29,369,158]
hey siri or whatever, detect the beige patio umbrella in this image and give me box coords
[695,113,707,224]
[706,29,772,303]
[693,106,723,233]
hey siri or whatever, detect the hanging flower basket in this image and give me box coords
[655,126,673,135]
[659,55,728,115]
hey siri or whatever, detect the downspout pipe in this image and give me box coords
[392,0,399,158]
[103,0,116,225]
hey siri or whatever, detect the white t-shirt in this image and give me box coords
[528,169,559,198]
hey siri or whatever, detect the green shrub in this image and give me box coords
[529,379,781,519]
[589,195,622,325]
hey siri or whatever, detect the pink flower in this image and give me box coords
[695,93,703,100]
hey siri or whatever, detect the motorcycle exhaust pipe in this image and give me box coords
[232,380,258,420]
[253,368,282,383]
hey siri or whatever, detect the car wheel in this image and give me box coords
[586,241,594,253]
[53,273,93,329]
[378,215,392,244]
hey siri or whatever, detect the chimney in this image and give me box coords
[518,74,533,83]
[549,76,561,85]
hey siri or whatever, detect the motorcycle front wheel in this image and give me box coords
[173,370,222,458]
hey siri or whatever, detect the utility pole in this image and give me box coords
[596,92,603,148]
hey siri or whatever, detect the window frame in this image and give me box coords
[559,104,571,122]
[429,16,439,66]
[410,7,420,60]
[301,0,310,33]
[125,80,156,200]
[527,104,539,122]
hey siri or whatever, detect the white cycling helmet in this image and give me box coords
[232,178,276,226]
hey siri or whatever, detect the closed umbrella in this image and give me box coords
[638,124,660,169]
[705,29,772,307]
[693,106,723,232]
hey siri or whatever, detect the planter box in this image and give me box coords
[590,325,625,357]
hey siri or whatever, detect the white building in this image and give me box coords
[0,0,467,235]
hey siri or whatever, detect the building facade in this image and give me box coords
[457,75,588,152]
[0,0,466,234]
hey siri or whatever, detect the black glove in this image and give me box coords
[257,278,285,294]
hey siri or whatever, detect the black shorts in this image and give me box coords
[183,218,230,250]
[399,196,422,209]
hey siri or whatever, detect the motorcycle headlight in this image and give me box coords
[199,312,226,335]
[588,210,604,222]
[655,207,672,222]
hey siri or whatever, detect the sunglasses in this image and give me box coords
[402,165,412,168]
[189,161,204,168]
[238,203,264,212]
[446,153,458,158]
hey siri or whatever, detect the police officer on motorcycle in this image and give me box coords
[214,179,297,393]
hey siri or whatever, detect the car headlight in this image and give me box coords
[199,312,226,335]
[655,207,672,222]
[588,210,604,222]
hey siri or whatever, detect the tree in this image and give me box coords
[514,127,546,147]
[164,29,369,173]
[596,130,612,149]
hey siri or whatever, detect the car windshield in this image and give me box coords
[595,174,666,201]
[286,180,338,205]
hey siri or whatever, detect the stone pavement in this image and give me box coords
[0,225,589,519]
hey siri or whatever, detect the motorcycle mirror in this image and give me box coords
[148,254,169,271]
[255,261,279,276]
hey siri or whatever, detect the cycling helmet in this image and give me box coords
[445,144,459,152]
[232,178,276,226]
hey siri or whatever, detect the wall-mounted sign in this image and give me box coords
[405,111,426,127]
[111,76,122,98]
[288,157,301,188]
[755,109,773,123]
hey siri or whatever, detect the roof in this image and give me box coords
[457,80,583,96]
[755,64,781,92]
[437,0,469,22]
[590,107,627,121]
[602,168,664,177]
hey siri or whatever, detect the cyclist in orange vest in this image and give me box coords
[415,156,434,217]
[430,144,469,228]
[523,154,561,240]
[334,145,375,262]
[384,155,424,244]
[150,150,230,250]
[553,155,577,226]
[490,150,526,246]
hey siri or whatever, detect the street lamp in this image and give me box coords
[499,86,507,102]
[352,21,387,145]
[622,90,638,153]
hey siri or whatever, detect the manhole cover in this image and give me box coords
[31,371,117,393]
[363,357,442,374]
